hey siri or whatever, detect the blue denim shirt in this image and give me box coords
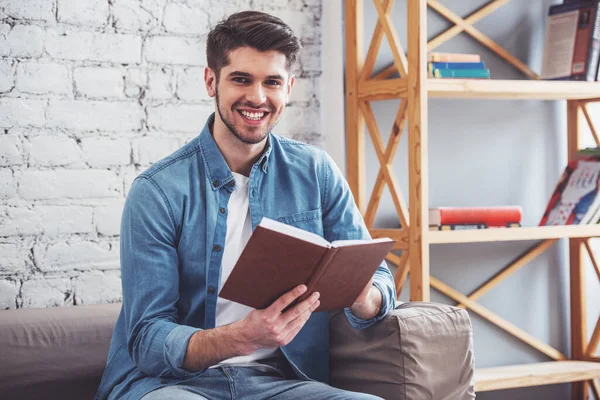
[95,114,396,400]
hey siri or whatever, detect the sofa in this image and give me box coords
[0,301,475,400]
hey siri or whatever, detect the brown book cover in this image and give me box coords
[219,218,396,312]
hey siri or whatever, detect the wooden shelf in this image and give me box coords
[358,77,600,101]
[428,225,600,244]
[474,361,600,392]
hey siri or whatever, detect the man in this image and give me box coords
[96,11,396,400]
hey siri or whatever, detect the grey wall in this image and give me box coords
[356,1,600,399]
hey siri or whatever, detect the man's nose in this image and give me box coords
[246,83,267,105]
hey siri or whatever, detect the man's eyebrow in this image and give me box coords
[227,71,285,81]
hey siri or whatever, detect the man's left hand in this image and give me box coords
[350,278,382,320]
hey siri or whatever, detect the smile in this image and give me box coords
[238,110,268,121]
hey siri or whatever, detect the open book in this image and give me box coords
[219,217,396,312]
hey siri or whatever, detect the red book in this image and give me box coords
[428,206,522,226]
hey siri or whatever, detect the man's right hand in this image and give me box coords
[234,285,320,354]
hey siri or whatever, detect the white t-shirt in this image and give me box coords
[215,172,279,366]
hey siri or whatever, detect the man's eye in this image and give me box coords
[266,80,281,86]
[233,77,249,83]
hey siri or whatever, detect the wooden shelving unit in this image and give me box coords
[344,0,600,398]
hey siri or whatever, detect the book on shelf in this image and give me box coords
[427,52,481,63]
[428,61,487,71]
[541,0,600,81]
[429,222,521,231]
[429,68,491,79]
[539,159,600,225]
[219,217,396,313]
[429,206,522,226]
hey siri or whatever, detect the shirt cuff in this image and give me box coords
[344,282,395,330]
[164,324,204,377]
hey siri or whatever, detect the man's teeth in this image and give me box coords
[240,110,265,120]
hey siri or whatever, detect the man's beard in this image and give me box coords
[216,89,273,145]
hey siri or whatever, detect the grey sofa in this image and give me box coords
[0,302,475,400]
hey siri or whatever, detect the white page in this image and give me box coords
[541,10,578,79]
[331,237,394,247]
[259,217,331,247]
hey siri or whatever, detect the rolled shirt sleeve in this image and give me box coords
[121,176,203,378]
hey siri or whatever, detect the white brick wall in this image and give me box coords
[0,0,322,309]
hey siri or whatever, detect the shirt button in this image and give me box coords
[160,379,167,384]
[213,245,222,252]
[229,181,235,188]
[213,180,219,187]
[219,207,226,214]
[208,286,215,294]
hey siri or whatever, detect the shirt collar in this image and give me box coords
[198,113,273,191]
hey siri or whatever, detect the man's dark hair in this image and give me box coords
[206,11,302,78]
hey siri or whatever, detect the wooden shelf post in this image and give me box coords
[407,0,430,301]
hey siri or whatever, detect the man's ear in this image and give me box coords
[285,75,295,103]
[204,67,217,98]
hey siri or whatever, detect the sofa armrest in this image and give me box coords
[329,302,475,400]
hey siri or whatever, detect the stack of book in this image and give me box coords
[540,147,600,225]
[541,0,600,81]
[428,206,522,231]
[427,52,491,79]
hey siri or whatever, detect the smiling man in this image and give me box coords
[95,11,396,400]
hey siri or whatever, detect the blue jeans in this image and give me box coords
[141,365,382,400]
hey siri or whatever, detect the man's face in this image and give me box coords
[205,47,294,145]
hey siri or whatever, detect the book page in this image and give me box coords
[541,10,579,79]
[259,217,330,247]
[331,237,393,247]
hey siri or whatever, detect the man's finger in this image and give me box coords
[281,300,320,344]
[280,292,320,325]
[267,284,307,315]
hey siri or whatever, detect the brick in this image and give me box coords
[0,24,44,58]
[299,44,320,72]
[94,201,125,236]
[0,98,46,128]
[21,277,73,308]
[47,100,143,132]
[81,137,131,167]
[0,0,55,22]
[0,242,27,274]
[0,59,15,93]
[46,30,142,64]
[0,134,23,166]
[112,0,162,33]
[25,134,82,166]
[18,170,121,200]
[74,67,125,98]
[163,3,210,35]
[147,68,174,99]
[0,280,19,309]
[269,9,320,44]
[147,104,212,133]
[34,240,120,272]
[0,207,42,236]
[276,105,320,136]
[176,67,210,102]
[38,206,94,235]
[125,68,147,98]
[133,137,180,165]
[0,169,17,199]
[289,77,317,104]
[57,0,109,28]
[16,61,70,95]
[121,165,138,197]
[73,270,122,305]
[144,36,206,66]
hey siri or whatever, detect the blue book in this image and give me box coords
[428,61,486,71]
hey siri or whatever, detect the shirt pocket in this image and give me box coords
[277,207,324,236]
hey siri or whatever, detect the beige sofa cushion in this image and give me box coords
[0,303,120,400]
[330,302,475,400]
